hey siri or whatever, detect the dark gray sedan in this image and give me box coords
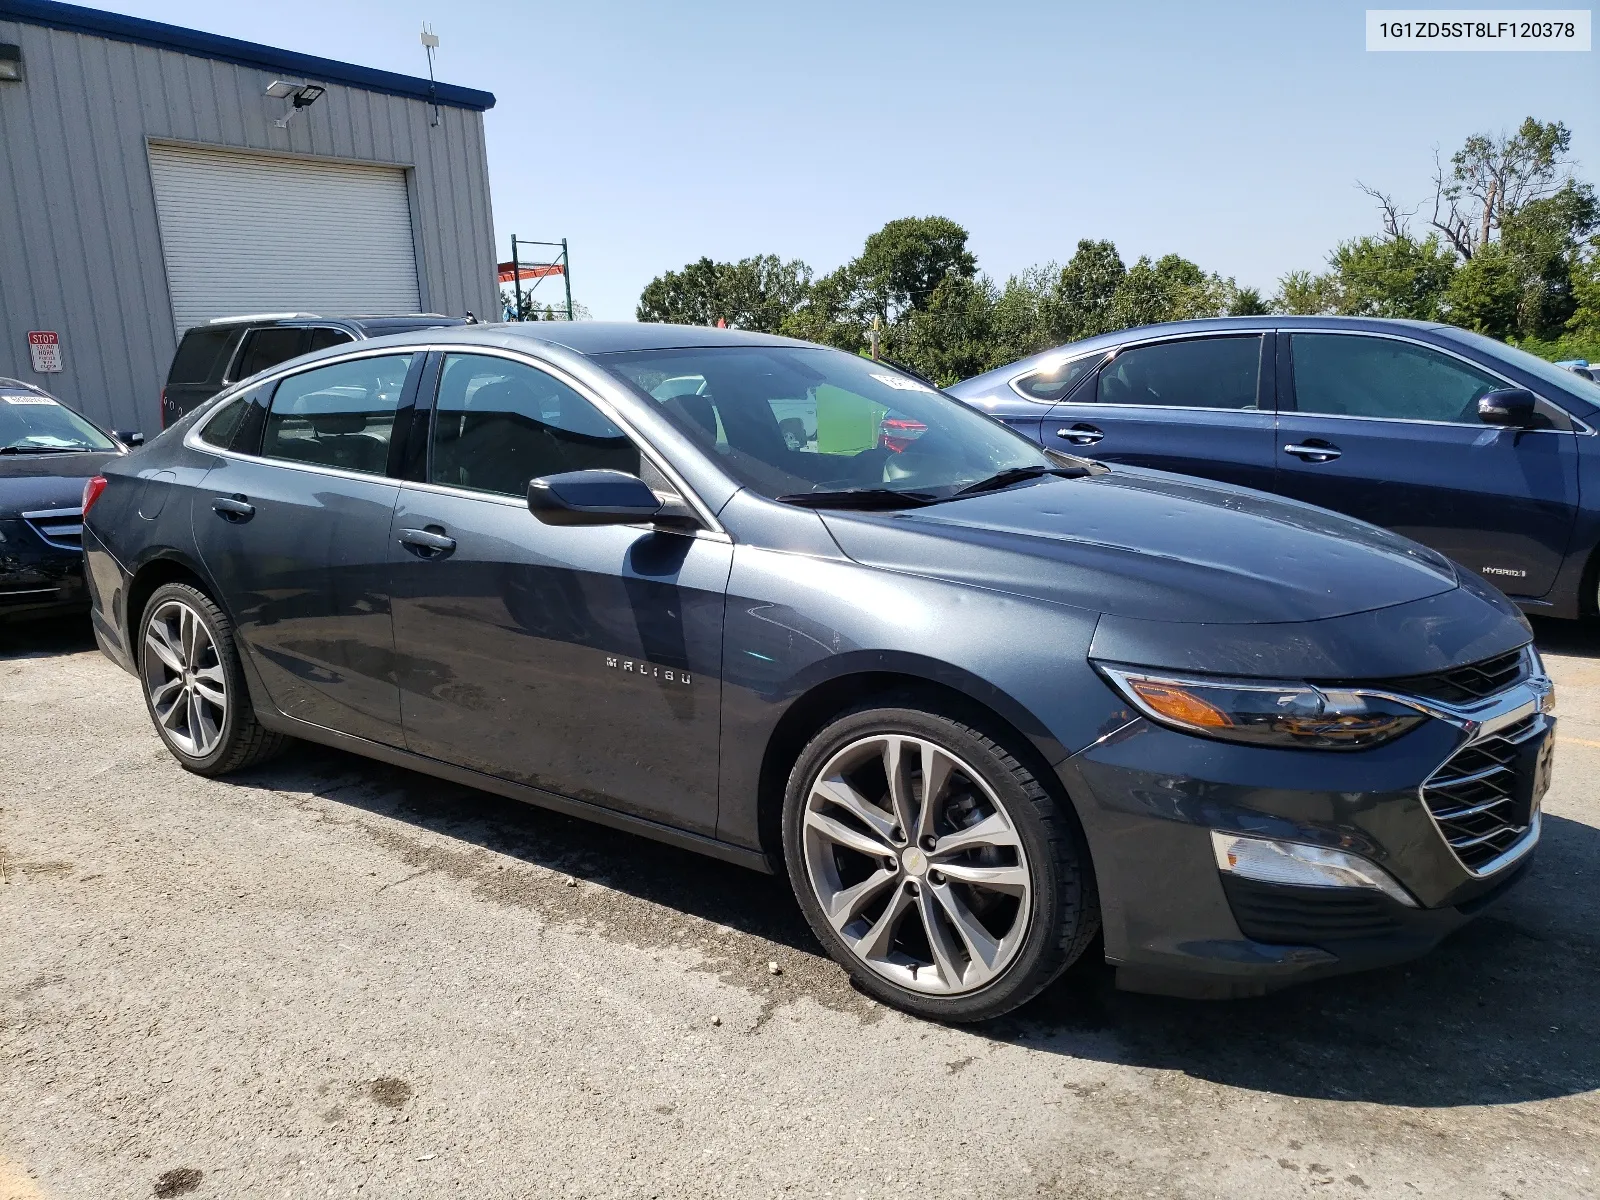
[81,323,1549,1020]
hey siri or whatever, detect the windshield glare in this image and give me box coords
[596,347,1051,500]
[0,392,117,452]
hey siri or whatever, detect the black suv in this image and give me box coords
[161,313,474,427]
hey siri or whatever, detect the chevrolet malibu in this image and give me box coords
[81,323,1553,1020]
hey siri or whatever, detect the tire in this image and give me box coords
[136,582,286,776]
[781,699,1100,1023]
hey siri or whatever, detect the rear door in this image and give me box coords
[1273,331,1580,598]
[191,350,419,744]
[1040,333,1278,491]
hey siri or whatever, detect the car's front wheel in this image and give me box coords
[782,701,1099,1022]
[138,582,285,776]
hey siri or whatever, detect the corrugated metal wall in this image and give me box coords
[0,17,498,432]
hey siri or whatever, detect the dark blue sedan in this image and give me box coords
[950,316,1600,619]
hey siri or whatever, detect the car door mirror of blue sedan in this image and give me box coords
[1477,389,1538,427]
[527,469,665,526]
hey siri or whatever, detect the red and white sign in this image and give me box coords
[27,331,63,373]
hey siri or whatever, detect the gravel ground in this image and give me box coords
[1,616,1597,1200]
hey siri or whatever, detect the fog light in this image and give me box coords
[1210,831,1417,907]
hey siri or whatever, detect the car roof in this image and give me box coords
[951,315,1451,393]
[343,321,813,355]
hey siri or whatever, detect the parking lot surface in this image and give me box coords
[1,617,1597,1200]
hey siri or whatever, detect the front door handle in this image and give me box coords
[399,526,456,559]
[211,495,255,522]
[1284,441,1342,463]
[1056,423,1104,446]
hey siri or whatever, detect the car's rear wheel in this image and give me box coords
[782,701,1099,1022]
[138,582,285,776]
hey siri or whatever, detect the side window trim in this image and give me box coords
[397,351,443,482]
[1280,328,1573,431]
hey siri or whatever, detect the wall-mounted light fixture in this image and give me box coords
[0,44,23,82]
[265,79,326,127]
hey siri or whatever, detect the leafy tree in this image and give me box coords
[636,254,812,331]
[897,274,1003,386]
[1108,254,1235,328]
[1567,240,1600,338]
[849,216,978,325]
[1271,270,1335,315]
[1323,233,1457,321]
[1430,118,1580,259]
[1444,242,1522,337]
[1228,286,1269,316]
[1046,239,1126,341]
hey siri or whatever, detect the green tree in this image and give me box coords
[1046,239,1126,341]
[849,216,978,325]
[1444,242,1522,337]
[1108,254,1234,328]
[1431,117,1581,259]
[1323,234,1458,321]
[897,274,1002,386]
[1567,239,1600,338]
[1228,286,1269,316]
[1271,269,1336,315]
[636,254,812,331]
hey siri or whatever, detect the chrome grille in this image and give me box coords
[1422,714,1545,872]
[21,507,84,552]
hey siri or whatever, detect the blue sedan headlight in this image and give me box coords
[1097,665,1429,750]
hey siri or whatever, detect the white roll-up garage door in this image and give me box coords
[148,143,422,334]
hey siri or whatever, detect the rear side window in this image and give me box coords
[197,382,272,452]
[167,327,235,385]
[1015,355,1099,403]
[1290,334,1502,423]
[234,328,309,380]
[430,354,639,497]
[308,327,355,353]
[262,355,414,475]
[198,395,248,448]
[1096,337,1262,409]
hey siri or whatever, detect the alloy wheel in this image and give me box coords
[142,599,228,758]
[800,733,1033,995]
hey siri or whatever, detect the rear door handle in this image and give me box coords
[1284,442,1342,462]
[399,526,456,558]
[1056,423,1104,446]
[211,495,255,522]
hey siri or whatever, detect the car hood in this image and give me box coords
[818,468,1460,626]
[0,452,121,515]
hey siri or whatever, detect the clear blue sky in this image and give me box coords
[98,0,1598,319]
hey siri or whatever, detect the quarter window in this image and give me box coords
[261,355,413,475]
[430,355,639,497]
[1290,335,1502,423]
[1095,337,1262,409]
[1015,355,1099,402]
[168,327,235,385]
[308,327,356,353]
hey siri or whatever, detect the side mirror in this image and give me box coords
[115,430,145,447]
[527,469,663,526]
[1477,389,1538,427]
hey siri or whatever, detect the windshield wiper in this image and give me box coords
[950,465,1088,498]
[776,487,941,510]
[0,445,95,454]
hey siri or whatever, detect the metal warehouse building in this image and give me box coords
[0,0,498,433]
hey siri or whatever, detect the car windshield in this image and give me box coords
[595,346,1055,503]
[1437,328,1600,405]
[0,391,117,452]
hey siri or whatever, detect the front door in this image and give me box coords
[1040,333,1278,492]
[1273,332,1580,599]
[192,352,419,744]
[388,351,731,836]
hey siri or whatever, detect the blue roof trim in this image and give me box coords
[0,0,496,111]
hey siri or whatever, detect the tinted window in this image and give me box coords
[598,347,1049,501]
[168,327,235,385]
[1096,337,1261,409]
[308,327,355,353]
[1291,334,1502,423]
[1016,354,1100,402]
[431,355,639,497]
[261,355,413,475]
[197,382,272,452]
[198,395,248,448]
[235,328,308,380]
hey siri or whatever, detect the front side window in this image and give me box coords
[430,354,639,497]
[1095,337,1262,409]
[597,347,1051,500]
[1291,334,1502,423]
[234,328,308,380]
[0,391,117,453]
[261,355,413,475]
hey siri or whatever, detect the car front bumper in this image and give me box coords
[1061,675,1552,998]
[0,517,88,621]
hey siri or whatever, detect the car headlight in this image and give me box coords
[1097,664,1428,750]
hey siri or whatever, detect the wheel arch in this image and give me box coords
[753,664,1079,869]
